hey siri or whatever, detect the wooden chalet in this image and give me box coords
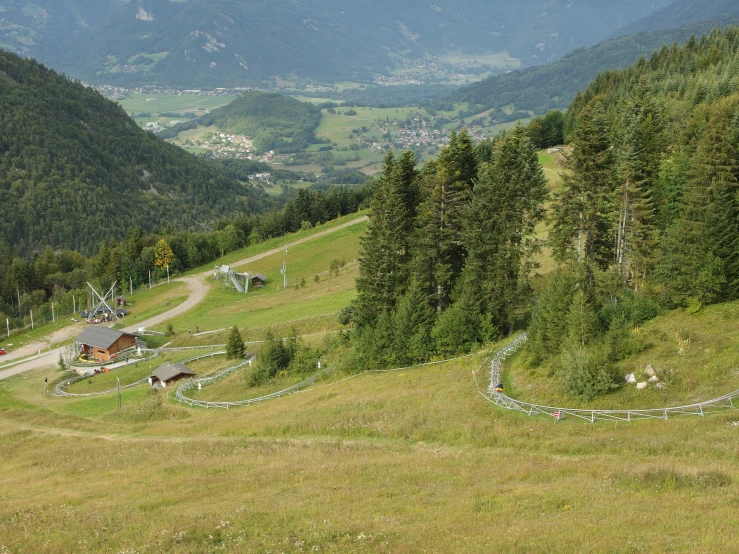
[150,362,197,387]
[252,273,266,288]
[76,327,136,363]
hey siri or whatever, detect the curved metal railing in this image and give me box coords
[174,356,335,409]
[479,333,739,422]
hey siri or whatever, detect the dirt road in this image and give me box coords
[0,216,368,381]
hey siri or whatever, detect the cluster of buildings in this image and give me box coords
[74,327,197,388]
[97,85,253,99]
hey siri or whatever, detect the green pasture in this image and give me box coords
[315,106,431,148]
[111,93,235,117]
[437,51,520,68]
[182,212,367,275]
[508,299,739,410]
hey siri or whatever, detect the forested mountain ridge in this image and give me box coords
[437,17,739,116]
[160,92,322,154]
[2,0,670,88]
[0,50,268,255]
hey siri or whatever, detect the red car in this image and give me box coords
[0,348,6,355]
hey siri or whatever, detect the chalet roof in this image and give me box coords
[77,327,133,350]
[152,362,197,383]
[252,273,266,281]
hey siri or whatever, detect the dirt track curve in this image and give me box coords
[0,216,368,380]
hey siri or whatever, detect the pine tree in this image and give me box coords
[391,280,436,365]
[354,152,412,327]
[614,79,664,290]
[412,133,476,311]
[226,325,245,359]
[551,101,615,270]
[460,127,547,333]
[566,290,600,346]
[656,106,739,304]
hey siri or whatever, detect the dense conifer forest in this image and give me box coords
[350,27,739,400]
[0,50,269,255]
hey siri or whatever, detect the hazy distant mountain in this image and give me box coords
[1,0,672,88]
[612,0,739,37]
[439,17,739,116]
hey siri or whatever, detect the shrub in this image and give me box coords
[558,342,621,401]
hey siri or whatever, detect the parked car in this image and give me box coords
[0,348,6,355]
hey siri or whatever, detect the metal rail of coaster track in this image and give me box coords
[479,333,739,422]
[174,358,335,409]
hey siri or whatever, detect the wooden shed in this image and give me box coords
[76,327,136,363]
[252,273,266,288]
[116,296,127,307]
[150,362,197,387]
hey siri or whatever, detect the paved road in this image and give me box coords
[0,216,368,381]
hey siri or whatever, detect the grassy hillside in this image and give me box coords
[3,188,739,550]
[0,50,267,254]
[156,219,367,335]
[2,333,739,551]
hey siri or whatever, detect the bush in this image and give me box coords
[558,342,621,401]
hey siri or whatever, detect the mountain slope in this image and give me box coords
[4,0,671,88]
[613,0,739,37]
[0,50,267,254]
[437,17,739,116]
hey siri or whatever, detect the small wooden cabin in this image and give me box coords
[252,273,266,288]
[150,362,197,387]
[76,327,136,363]
[116,296,127,307]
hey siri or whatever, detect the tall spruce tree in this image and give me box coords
[614,79,664,290]
[412,133,476,311]
[656,106,739,304]
[354,152,412,327]
[551,101,615,270]
[460,127,547,333]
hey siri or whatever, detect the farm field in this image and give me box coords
[111,93,235,118]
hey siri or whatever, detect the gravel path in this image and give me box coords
[0,216,368,380]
